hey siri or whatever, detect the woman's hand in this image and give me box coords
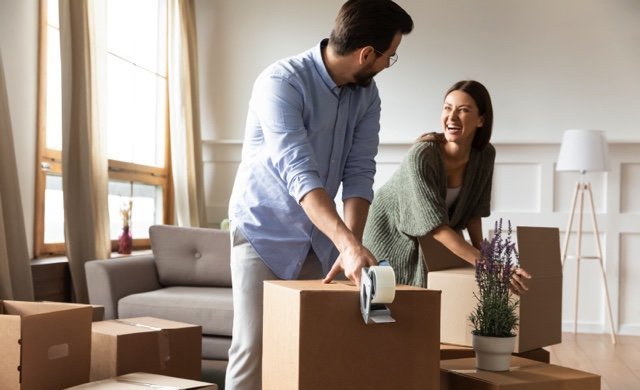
[510,267,532,295]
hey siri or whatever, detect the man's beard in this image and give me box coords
[351,67,378,88]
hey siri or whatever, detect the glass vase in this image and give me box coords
[118,225,133,254]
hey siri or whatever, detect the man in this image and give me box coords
[226,1,413,389]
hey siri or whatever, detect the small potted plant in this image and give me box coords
[468,218,519,371]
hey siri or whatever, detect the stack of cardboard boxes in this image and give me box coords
[0,301,216,389]
[424,226,600,389]
[262,226,601,390]
[424,227,562,353]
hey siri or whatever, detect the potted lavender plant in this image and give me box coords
[468,219,520,371]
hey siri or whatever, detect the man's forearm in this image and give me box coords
[342,197,370,242]
[299,188,358,252]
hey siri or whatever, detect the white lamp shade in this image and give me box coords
[556,129,609,173]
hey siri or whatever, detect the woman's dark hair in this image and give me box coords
[329,0,413,56]
[446,80,493,150]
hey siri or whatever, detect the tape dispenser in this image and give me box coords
[360,260,396,324]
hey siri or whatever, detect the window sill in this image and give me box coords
[32,249,153,265]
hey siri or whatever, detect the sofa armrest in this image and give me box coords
[85,255,162,320]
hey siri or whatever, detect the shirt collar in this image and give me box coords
[312,39,342,95]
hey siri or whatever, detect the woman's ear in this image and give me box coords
[477,115,485,128]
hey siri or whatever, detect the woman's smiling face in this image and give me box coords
[441,90,484,144]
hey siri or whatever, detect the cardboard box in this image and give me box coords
[513,348,550,364]
[90,317,201,381]
[423,226,562,352]
[65,372,217,389]
[0,300,93,390]
[440,343,476,360]
[440,344,550,364]
[440,356,600,389]
[91,305,105,322]
[263,280,441,390]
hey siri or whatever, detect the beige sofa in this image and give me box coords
[85,225,233,360]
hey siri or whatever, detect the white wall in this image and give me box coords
[196,0,640,143]
[0,0,39,259]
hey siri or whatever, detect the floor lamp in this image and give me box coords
[556,129,616,344]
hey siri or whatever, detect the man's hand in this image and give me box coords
[510,267,532,295]
[323,243,377,287]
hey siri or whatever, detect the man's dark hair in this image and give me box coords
[329,0,413,56]
[445,80,494,150]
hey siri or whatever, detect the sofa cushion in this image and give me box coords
[118,286,233,337]
[150,225,232,287]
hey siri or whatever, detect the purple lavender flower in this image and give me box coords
[469,218,520,337]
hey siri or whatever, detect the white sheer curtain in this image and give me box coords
[0,52,34,301]
[58,0,111,303]
[168,0,206,227]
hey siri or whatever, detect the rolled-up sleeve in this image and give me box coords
[341,92,381,203]
[252,74,324,201]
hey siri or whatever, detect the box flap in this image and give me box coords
[19,303,92,389]
[3,300,92,316]
[0,314,21,386]
[516,226,562,278]
[66,372,218,389]
[419,235,473,272]
[517,276,562,351]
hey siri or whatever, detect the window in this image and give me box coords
[35,0,171,257]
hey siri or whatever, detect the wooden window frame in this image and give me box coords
[34,0,173,258]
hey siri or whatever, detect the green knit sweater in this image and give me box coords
[363,140,495,287]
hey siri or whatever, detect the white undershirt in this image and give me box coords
[446,186,462,209]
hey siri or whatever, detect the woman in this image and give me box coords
[363,80,530,292]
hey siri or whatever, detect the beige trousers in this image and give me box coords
[224,225,323,390]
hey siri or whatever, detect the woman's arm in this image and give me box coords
[466,216,484,250]
[430,223,531,294]
[430,225,479,266]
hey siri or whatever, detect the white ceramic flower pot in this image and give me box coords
[472,334,516,371]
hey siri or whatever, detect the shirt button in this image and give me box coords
[194,252,201,259]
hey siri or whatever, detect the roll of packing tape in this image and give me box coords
[368,265,396,304]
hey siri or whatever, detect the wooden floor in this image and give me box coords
[549,332,640,390]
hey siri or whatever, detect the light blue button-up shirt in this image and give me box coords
[229,40,381,280]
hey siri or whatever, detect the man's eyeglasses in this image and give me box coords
[374,49,398,67]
